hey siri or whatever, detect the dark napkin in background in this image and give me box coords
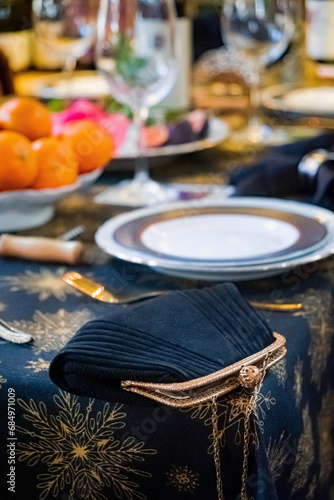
[229,131,334,204]
[49,283,273,405]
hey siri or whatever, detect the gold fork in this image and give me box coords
[63,271,302,311]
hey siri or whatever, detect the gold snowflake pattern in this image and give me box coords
[266,431,292,482]
[294,358,303,408]
[289,405,314,495]
[183,389,276,452]
[293,289,333,388]
[0,362,7,388]
[270,358,287,387]
[26,358,50,373]
[16,391,156,500]
[0,301,6,312]
[318,388,334,483]
[10,308,92,353]
[183,401,213,421]
[255,391,276,428]
[166,465,199,493]
[2,267,81,301]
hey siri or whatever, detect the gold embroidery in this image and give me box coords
[183,389,276,452]
[25,358,50,373]
[256,391,276,426]
[293,289,333,388]
[3,267,81,301]
[294,358,303,408]
[16,391,156,500]
[266,431,292,482]
[184,401,212,420]
[166,465,199,493]
[270,358,287,387]
[9,308,92,353]
[289,405,314,494]
[0,302,6,311]
[318,388,334,483]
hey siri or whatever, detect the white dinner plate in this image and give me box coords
[95,197,334,281]
[262,84,334,116]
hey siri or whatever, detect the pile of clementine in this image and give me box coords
[0,97,114,191]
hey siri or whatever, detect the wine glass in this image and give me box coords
[95,0,179,206]
[221,0,294,144]
[32,0,99,82]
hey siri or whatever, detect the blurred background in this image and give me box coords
[0,0,333,136]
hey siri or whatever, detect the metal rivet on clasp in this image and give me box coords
[238,365,262,389]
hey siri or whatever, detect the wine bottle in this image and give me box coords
[0,0,32,32]
[0,0,32,71]
[159,0,191,111]
[305,0,334,64]
[175,0,185,17]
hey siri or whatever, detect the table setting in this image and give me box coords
[1,0,334,499]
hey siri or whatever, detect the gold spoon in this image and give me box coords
[63,271,302,311]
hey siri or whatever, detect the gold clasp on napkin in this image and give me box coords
[121,332,286,408]
[122,332,286,500]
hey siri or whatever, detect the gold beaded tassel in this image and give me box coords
[211,358,269,500]
[239,358,269,500]
[211,395,224,500]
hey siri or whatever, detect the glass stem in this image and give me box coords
[248,60,262,127]
[63,55,77,80]
[133,107,150,184]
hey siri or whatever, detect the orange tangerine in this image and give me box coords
[0,131,37,191]
[31,136,78,189]
[0,97,52,141]
[60,119,114,173]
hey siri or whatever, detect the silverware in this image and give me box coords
[249,301,302,312]
[63,272,165,303]
[63,271,302,311]
[0,318,33,344]
[59,225,86,241]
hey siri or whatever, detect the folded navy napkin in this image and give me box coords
[49,283,280,499]
[49,283,273,405]
[229,131,334,204]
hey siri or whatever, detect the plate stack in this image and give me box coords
[95,198,334,281]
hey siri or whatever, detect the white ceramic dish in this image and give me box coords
[14,72,229,162]
[0,168,102,232]
[95,197,334,281]
[262,84,334,116]
[15,71,110,100]
[113,117,229,160]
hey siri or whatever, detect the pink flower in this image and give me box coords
[52,99,131,150]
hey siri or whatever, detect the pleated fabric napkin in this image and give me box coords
[229,131,334,204]
[49,283,273,405]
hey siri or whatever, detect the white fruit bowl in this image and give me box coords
[0,168,103,232]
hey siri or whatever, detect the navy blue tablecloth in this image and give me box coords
[0,252,334,500]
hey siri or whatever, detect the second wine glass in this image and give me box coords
[95,0,179,206]
[33,0,99,77]
[221,0,294,144]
